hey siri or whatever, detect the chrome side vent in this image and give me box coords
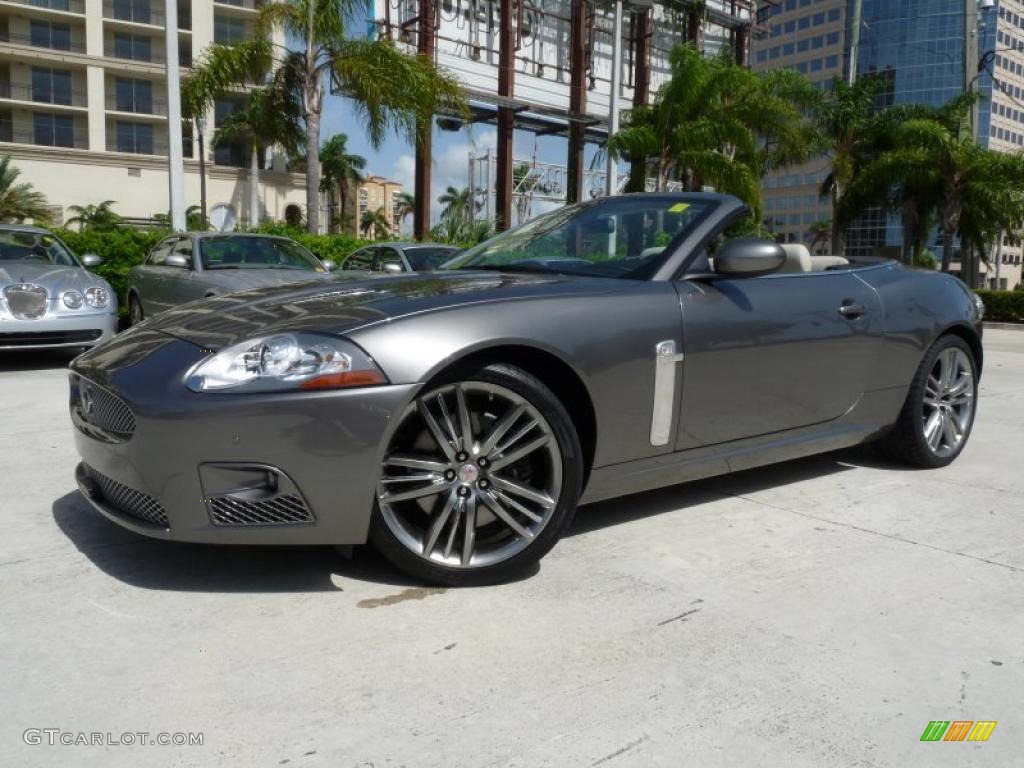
[650,340,683,447]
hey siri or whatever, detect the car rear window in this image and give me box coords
[199,236,324,271]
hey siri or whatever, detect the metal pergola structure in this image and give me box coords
[372,0,758,238]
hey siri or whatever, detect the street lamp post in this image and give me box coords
[164,0,185,232]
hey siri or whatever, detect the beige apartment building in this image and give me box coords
[0,0,307,227]
[349,174,405,239]
[751,0,846,251]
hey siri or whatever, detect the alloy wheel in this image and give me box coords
[378,381,563,569]
[921,347,975,459]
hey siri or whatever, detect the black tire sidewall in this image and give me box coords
[369,363,584,586]
[128,295,143,325]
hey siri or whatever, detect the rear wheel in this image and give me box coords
[369,363,583,586]
[878,334,977,468]
[128,294,144,326]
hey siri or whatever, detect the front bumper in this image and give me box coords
[0,311,117,350]
[70,328,419,545]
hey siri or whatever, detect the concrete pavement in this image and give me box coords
[1,331,1022,768]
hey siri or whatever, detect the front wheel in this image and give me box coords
[369,363,583,586]
[128,294,144,326]
[878,334,978,468]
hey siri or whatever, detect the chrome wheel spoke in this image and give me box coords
[419,398,456,462]
[423,489,459,557]
[443,498,464,559]
[480,491,535,540]
[380,481,446,505]
[436,392,459,449]
[490,474,555,509]
[490,434,552,472]
[385,454,449,472]
[462,500,477,566]
[924,410,944,451]
[479,402,527,456]
[454,384,474,454]
[941,410,959,446]
[493,488,543,523]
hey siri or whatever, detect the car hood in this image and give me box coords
[138,270,621,349]
[197,267,333,291]
[0,261,109,292]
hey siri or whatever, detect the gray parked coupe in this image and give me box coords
[1,225,117,350]
[69,194,984,585]
[341,242,461,273]
[127,233,332,324]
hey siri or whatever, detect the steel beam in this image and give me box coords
[566,0,587,204]
[626,6,650,193]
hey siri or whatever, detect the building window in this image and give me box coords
[111,0,152,24]
[113,32,152,62]
[33,112,74,147]
[30,21,71,51]
[116,121,154,154]
[213,15,249,44]
[31,67,72,106]
[114,77,153,113]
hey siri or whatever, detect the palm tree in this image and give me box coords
[66,201,120,231]
[608,45,811,219]
[848,119,1024,278]
[213,72,303,228]
[807,220,832,253]
[0,156,50,223]
[361,206,391,240]
[182,0,464,233]
[394,191,415,235]
[319,133,365,234]
[438,186,474,221]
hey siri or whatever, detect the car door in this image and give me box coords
[674,268,884,450]
[137,236,180,315]
[163,237,206,307]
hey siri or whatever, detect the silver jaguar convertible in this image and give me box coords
[68,194,984,585]
[1,225,117,351]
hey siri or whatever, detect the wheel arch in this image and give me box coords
[426,343,598,486]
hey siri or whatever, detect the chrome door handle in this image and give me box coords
[839,302,867,319]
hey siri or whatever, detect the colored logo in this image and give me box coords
[921,721,997,742]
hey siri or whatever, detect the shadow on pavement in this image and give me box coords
[52,445,908,591]
[0,349,79,372]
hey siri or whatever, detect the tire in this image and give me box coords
[877,334,978,468]
[369,363,583,586]
[128,294,144,326]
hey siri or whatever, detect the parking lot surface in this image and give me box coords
[2,330,1022,768]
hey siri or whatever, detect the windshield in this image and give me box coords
[0,230,78,267]
[442,196,715,279]
[405,246,459,271]
[199,236,324,271]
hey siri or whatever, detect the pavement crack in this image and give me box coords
[657,608,701,626]
[591,735,648,767]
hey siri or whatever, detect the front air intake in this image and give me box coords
[199,463,315,527]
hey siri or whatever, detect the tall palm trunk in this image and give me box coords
[940,224,955,273]
[305,109,321,233]
[338,180,348,235]
[250,139,260,228]
[830,185,844,256]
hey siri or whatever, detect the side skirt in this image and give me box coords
[579,386,907,505]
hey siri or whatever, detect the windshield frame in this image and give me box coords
[197,235,324,272]
[439,194,723,281]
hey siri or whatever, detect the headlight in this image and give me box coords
[85,286,109,308]
[185,333,387,393]
[972,293,985,321]
[62,290,84,309]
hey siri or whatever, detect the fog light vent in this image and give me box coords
[208,494,313,526]
[199,463,315,527]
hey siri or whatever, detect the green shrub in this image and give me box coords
[975,290,1024,323]
[249,223,369,264]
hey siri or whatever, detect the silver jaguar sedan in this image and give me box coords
[0,225,117,351]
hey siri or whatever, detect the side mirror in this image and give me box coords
[81,253,102,267]
[322,259,337,272]
[714,238,786,277]
[382,262,403,274]
[164,254,191,269]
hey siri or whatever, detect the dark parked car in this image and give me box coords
[341,242,460,273]
[70,193,983,586]
[127,233,332,324]
[0,224,116,350]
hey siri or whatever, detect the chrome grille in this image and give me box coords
[76,377,136,438]
[4,283,48,320]
[208,494,314,526]
[84,465,169,528]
